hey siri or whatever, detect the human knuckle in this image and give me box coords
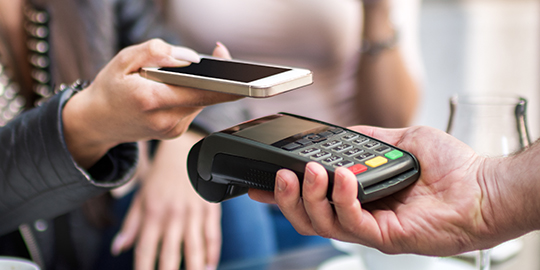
[134,106,175,136]
[145,38,167,58]
[205,232,221,245]
[342,223,358,234]
[313,226,334,238]
[302,196,319,206]
[144,202,165,218]
[169,204,187,216]
[149,118,177,137]
[132,91,158,111]
[134,246,152,259]
[114,51,131,67]
[294,226,315,236]
[167,123,190,138]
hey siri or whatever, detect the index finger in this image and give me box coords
[248,189,276,204]
[332,167,382,246]
[274,169,318,236]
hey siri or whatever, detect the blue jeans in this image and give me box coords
[220,195,329,263]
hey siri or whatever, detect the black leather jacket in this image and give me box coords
[0,1,250,268]
[0,0,171,268]
[0,89,137,236]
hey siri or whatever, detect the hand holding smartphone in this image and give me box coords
[139,55,313,98]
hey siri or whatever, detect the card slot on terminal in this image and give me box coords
[363,169,418,198]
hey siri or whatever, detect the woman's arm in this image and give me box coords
[0,39,240,236]
[354,0,422,127]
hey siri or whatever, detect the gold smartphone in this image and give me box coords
[140,55,313,98]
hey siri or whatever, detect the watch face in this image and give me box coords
[226,114,329,145]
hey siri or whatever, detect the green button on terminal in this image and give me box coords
[385,150,404,160]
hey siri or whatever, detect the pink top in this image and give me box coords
[166,0,422,126]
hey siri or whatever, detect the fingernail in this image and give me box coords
[171,46,200,63]
[334,169,345,187]
[110,233,125,256]
[305,165,316,185]
[213,41,232,59]
[206,265,217,270]
[171,60,192,67]
[277,174,287,192]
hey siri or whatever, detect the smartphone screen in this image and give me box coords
[159,58,291,83]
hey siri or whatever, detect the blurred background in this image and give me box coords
[416,1,540,268]
[416,0,540,141]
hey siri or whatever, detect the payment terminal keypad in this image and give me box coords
[282,128,406,176]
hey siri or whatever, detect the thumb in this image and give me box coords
[347,125,409,146]
[212,42,232,60]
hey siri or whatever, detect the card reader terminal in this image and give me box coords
[187,113,420,203]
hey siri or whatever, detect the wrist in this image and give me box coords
[62,83,116,168]
[361,0,396,56]
[505,148,540,232]
[482,153,540,242]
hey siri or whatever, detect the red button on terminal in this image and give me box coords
[348,164,367,175]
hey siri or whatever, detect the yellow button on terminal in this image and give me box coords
[365,156,388,168]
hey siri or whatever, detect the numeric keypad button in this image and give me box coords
[317,131,333,138]
[282,142,302,151]
[331,144,352,153]
[299,148,321,157]
[352,138,369,145]
[329,128,345,135]
[295,138,313,146]
[333,160,354,168]
[342,134,359,141]
[322,155,343,165]
[310,151,331,161]
[363,141,380,149]
[355,152,375,162]
[321,140,342,149]
[343,148,364,157]
[374,146,391,154]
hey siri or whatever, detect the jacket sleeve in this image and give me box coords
[0,89,138,235]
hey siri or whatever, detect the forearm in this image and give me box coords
[0,90,137,235]
[482,140,540,242]
[62,86,118,169]
[355,1,419,127]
